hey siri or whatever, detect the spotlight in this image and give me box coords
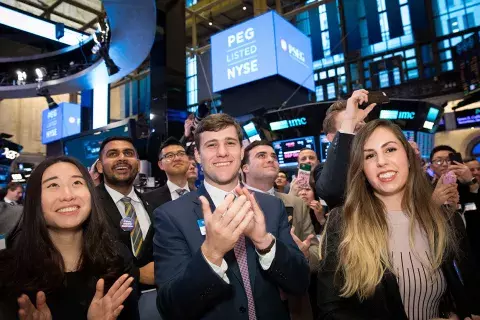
[36,87,58,109]
[209,21,213,26]
[243,6,247,10]
[16,70,27,85]
[92,19,120,76]
[35,67,47,82]
[208,12,213,26]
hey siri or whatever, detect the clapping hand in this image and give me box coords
[87,274,134,320]
[18,291,52,320]
[200,188,255,266]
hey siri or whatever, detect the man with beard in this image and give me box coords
[144,138,190,210]
[95,136,159,319]
[153,114,309,319]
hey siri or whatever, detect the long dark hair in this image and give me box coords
[0,156,123,298]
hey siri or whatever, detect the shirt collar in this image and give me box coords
[243,183,275,196]
[203,180,239,208]
[104,183,140,204]
[3,197,15,205]
[166,180,190,194]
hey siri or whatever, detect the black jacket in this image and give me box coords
[143,184,172,212]
[315,132,354,210]
[95,184,155,269]
[317,208,480,320]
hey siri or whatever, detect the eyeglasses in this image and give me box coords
[161,151,187,162]
[432,158,451,166]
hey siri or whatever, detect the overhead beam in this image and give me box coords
[185,7,223,30]
[41,0,64,18]
[16,0,87,26]
[63,0,103,16]
[189,0,229,15]
[81,16,100,31]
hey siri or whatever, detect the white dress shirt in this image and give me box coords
[166,180,190,201]
[3,197,16,205]
[104,184,151,254]
[243,183,275,196]
[203,180,276,284]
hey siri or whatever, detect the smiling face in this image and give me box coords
[242,145,279,185]
[97,140,139,187]
[363,126,409,200]
[159,144,189,178]
[41,162,91,231]
[298,149,319,168]
[195,125,243,190]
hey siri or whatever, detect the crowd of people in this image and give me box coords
[0,89,479,320]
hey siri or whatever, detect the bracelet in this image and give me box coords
[256,234,276,255]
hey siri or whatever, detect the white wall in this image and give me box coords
[434,127,480,157]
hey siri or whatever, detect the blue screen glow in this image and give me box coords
[42,103,81,144]
[211,11,314,92]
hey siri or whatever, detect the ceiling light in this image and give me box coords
[16,70,27,85]
[243,6,247,10]
[35,67,47,82]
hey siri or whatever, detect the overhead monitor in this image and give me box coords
[41,103,81,144]
[272,136,315,168]
[211,11,314,93]
[242,122,261,142]
[63,121,132,168]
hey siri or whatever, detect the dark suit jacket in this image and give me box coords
[317,208,480,320]
[153,184,310,320]
[143,184,172,212]
[95,183,155,269]
[315,132,354,210]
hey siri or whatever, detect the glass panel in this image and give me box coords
[316,86,325,101]
[405,48,415,58]
[328,69,336,77]
[337,66,345,75]
[327,83,336,99]
[379,70,390,88]
[407,69,419,79]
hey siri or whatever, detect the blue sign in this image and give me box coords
[269,117,307,131]
[379,110,416,120]
[211,11,314,93]
[42,103,81,144]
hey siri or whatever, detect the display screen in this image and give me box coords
[423,107,440,130]
[416,132,434,159]
[272,136,315,168]
[402,130,415,141]
[211,12,277,93]
[243,122,261,142]
[318,134,331,163]
[63,124,131,168]
[211,11,314,92]
[41,103,81,144]
[273,13,314,91]
[453,34,480,95]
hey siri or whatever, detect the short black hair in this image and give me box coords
[99,136,136,159]
[277,170,288,178]
[241,140,273,167]
[430,145,456,161]
[158,137,185,159]
[7,182,22,192]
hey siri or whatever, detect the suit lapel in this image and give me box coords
[193,184,244,285]
[97,184,123,229]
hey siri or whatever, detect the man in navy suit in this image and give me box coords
[153,114,310,319]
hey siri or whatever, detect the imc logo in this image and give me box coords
[280,39,305,63]
[288,117,307,127]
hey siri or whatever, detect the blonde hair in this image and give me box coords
[336,120,455,300]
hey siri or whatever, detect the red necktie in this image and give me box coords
[234,235,257,320]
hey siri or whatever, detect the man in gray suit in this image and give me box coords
[0,201,23,248]
[241,140,319,320]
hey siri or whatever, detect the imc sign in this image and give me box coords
[211,11,314,93]
[42,102,81,144]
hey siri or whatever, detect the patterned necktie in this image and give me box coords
[234,235,257,319]
[120,197,143,257]
[176,189,188,197]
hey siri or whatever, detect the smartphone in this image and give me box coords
[443,171,456,184]
[361,91,389,107]
[296,163,311,189]
[449,152,463,164]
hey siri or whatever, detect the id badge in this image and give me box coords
[197,219,206,235]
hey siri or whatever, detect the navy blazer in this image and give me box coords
[153,184,310,320]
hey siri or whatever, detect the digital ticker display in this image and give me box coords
[272,136,315,168]
[211,11,314,93]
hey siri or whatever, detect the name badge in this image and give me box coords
[197,219,206,235]
[465,202,477,211]
[120,217,135,232]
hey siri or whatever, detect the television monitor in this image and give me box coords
[416,132,434,159]
[402,130,415,141]
[242,122,261,142]
[318,134,331,163]
[272,136,315,168]
[423,107,440,131]
[63,121,132,168]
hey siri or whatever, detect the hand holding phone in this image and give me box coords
[449,152,463,164]
[443,171,457,184]
[296,164,311,189]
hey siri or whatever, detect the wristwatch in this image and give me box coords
[465,177,478,186]
[256,234,276,255]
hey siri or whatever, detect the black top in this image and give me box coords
[0,244,140,320]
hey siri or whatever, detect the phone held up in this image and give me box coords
[449,152,463,164]
[360,91,390,108]
[296,163,311,190]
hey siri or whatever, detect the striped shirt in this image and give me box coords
[387,211,446,320]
